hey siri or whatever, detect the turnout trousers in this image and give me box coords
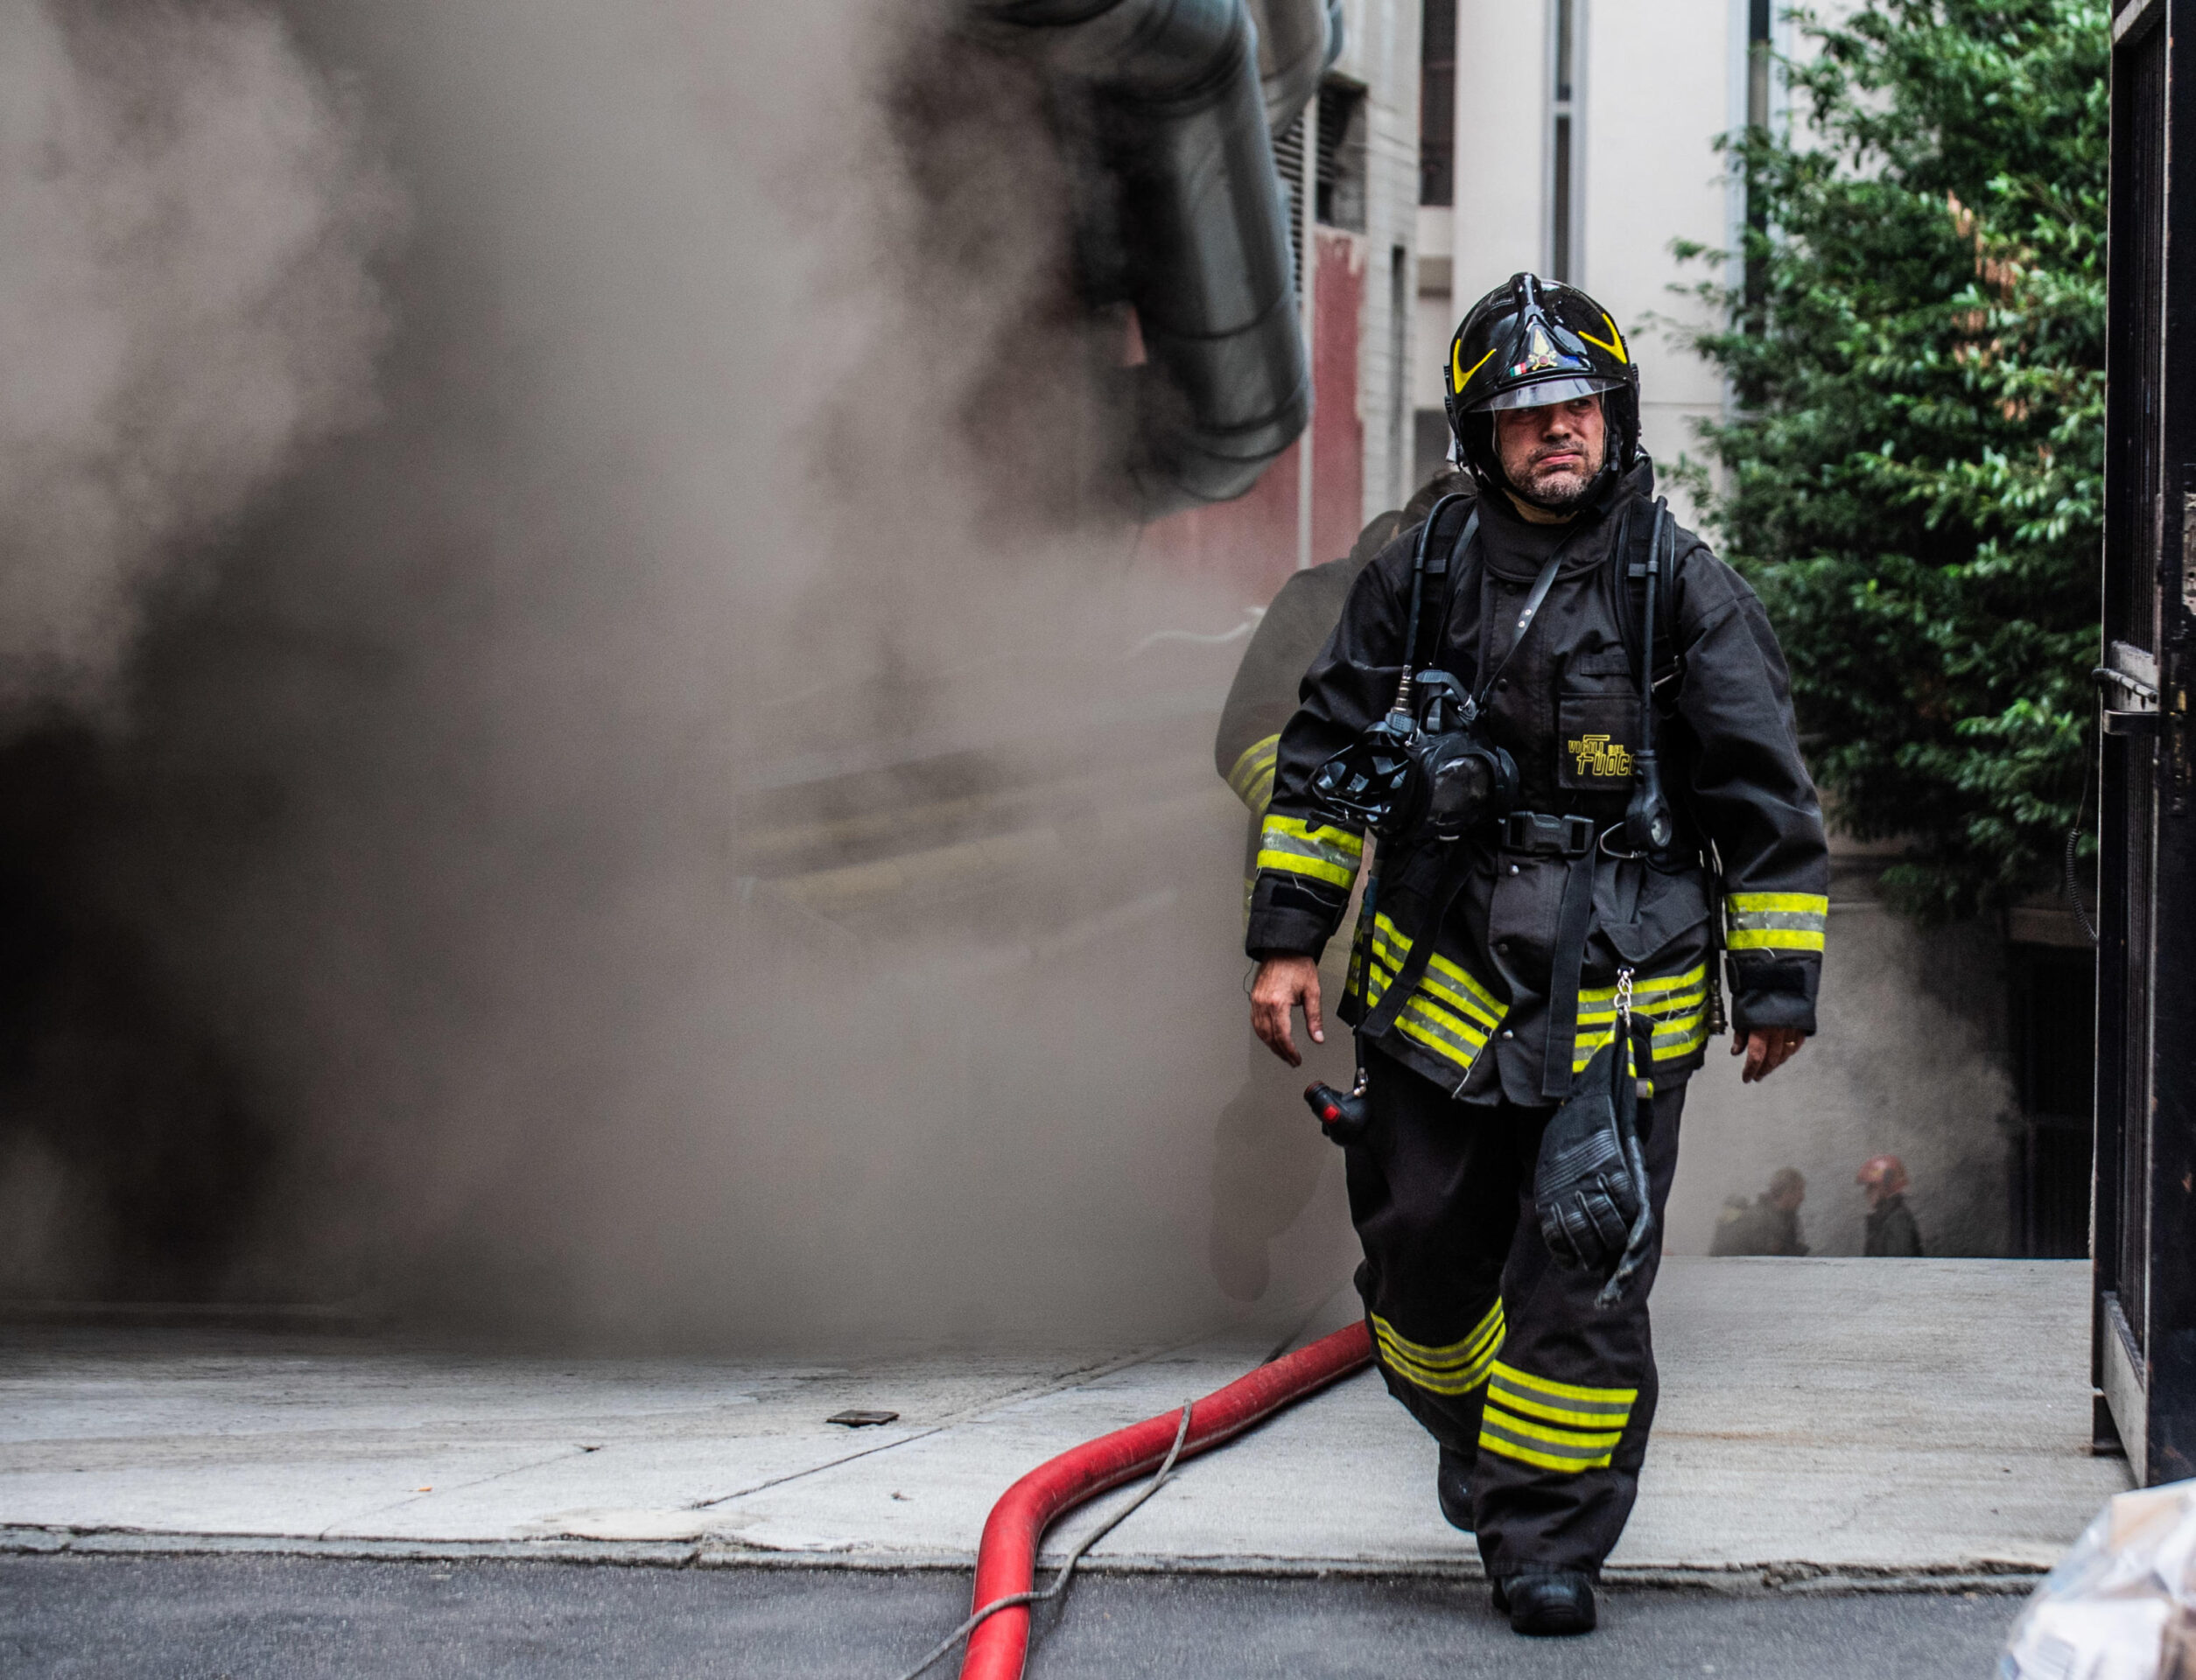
[1344,1043,1685,1579]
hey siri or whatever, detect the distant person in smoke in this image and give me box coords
[1857,1155,1925,1256]
[1708,1168,1810,1256]
[1209,466,1469,1301]
[1238,275,1828,1638]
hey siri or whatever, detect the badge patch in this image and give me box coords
[1568,733,1633,778]
[1510,323,1568,379]
[1556,696,1637,791]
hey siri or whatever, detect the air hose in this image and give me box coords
[929,1319,1375,1680]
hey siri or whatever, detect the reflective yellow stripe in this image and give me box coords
[1256,814,1364,888]
[1569,1022,1635,1075]
[1570,965,1709,1071]
[1453,337,1498,395]
[1728,927,1826,951]
[1484,1406,1624,1451]
[1488,1361,1636,1424]
[1479,1362,1635,1471]
[1369,931,1503,1032]
[1261,814,1364,859]
[1227,734,1280,811]
[1576,992,1704,1031]
[1728,891,1826,952]
[1397,1000,1494,1068]
[1479,1406,1624,1471]
[1579,965,1707,1002]
[1359,914,1509,1078]
[1366,961,1498,1063]
[1575,311,1630,363]
[1653,1014,1708,1060]
[1372,915,1505,1019]
[1728,892,1828,915]
[1371,1301,1505,1396]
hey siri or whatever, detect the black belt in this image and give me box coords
[1499,809,1596,857]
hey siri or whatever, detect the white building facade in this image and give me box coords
[1412,0,1793,522]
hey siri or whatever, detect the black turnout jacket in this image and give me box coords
[1240,461,1828,1106]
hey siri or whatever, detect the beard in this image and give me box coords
[1512,452,1603,510]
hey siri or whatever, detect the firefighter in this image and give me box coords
[1209,470,1468,1300]
[1240,274,1828,1636]
[1708,1167,1810,1256]
[1858,1154,1924,1256]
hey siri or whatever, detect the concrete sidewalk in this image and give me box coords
[0,1259,2126,1588]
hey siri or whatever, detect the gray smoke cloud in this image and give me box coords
[0,0,2044,1338]
[0,0,1358,1345]
[0,0,398,710]
[1666,898,2016,1258]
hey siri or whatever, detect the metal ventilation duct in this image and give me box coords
[1250,0,1344,134]
[969,0,1329,516]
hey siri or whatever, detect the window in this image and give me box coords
[1273,79,1369,284]
[1272,108,1308,289]
[1747,0,1772,128]
[1390,245,1411,505]
[1316,81,1368,233]
[1421,0,1456,206]
[1548,0,1580,282]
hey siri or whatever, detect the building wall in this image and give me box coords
[1429,0,1743,528]
[1335,0,1426,520]
[1577,1,1734,509]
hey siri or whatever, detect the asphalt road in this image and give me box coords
[0,1553,2023,1679]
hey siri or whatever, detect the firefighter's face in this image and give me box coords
[1494,395,1606,507]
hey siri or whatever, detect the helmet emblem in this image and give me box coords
[1511,323,1565,378]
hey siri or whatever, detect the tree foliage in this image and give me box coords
[1680,0,2107,922]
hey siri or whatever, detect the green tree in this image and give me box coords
[1680,0,2107,923]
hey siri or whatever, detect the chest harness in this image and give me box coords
[1312,493,1724,1115]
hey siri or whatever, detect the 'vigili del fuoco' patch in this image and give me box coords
[1569,734,1632,777]
[1556,696,1638,791]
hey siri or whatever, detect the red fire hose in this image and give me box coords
[956,1319,1374,1680]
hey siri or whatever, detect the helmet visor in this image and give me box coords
[1470,373,1623,414]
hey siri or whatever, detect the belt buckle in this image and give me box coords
[1563,815,1595,856]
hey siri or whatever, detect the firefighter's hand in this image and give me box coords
[1733,1026,1805,1084]
[1251,955,1323,1068]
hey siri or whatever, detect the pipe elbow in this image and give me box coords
[968,0,1311,517]
[1130,298,1310,515]
[1247,0,1335,131]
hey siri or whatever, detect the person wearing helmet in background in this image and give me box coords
[1238,274,1829,1635]
[1208,467,1469,1302]
[1709,1166,1811,1256]
[1858,1155,1924,1256]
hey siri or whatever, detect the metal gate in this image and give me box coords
[2095,0,2196,1486]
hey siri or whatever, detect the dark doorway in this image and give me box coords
[2007,943,2094,1258]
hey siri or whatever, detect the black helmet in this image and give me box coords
[1442,273,1641,504]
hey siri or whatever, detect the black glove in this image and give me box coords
[1534,1037,1653,1304]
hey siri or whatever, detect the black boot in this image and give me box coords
[1436,1446,1473,1531]
[1491,1571,1596,1636]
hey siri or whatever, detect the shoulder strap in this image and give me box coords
[1411,497,1477,676]
[1619,501,1686,709]
[1470,536,1567,710]
[1657,509,1680,653]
